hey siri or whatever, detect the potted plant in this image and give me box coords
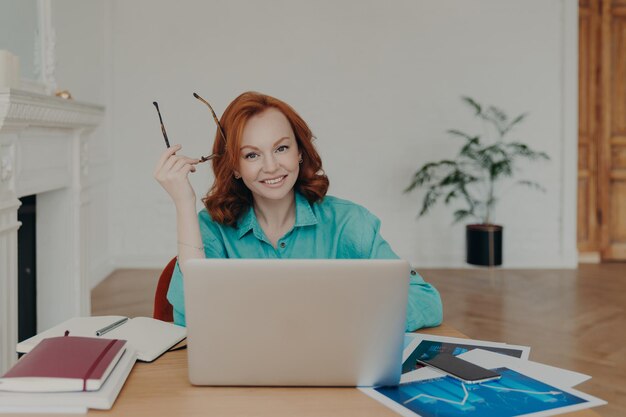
[404,97,549,266]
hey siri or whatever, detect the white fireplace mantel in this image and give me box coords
[0,88,104,373]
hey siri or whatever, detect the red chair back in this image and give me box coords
[153,257,177,322]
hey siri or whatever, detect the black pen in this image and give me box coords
[96,318,129,336]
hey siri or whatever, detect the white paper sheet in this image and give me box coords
[0,347,137,412]
[0,405,87,414]
[403,333,418,350]
[457,349,591,388]
[403,334,530,362]
[401,365,446,383]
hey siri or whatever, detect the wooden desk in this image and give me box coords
[93,323,602,417]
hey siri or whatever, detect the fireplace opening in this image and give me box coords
[18,195,37,342]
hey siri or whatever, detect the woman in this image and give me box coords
[154,91,442,331]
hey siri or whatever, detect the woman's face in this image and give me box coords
[235,108,301,206]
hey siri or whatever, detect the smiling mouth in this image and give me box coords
[261,175,287,185]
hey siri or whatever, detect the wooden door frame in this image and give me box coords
[578,0,626,261]
[599,0,610,259]
[578,0,601,257]
[599,0,626,260]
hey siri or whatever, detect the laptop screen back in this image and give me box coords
[183,258,409,387]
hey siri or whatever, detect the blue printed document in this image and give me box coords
[361,348,605,417]
[362,368,604,417]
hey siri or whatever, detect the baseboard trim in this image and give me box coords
[578,252,601,264]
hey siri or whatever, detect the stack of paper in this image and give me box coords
[0,346,137,413]
[0,315,185,414]
[1,336,127,393]
[362,334,606,417]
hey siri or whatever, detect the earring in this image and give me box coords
[234,173,241,179]
[298,158,303,164]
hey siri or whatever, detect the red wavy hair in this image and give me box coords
[203,92,329,226]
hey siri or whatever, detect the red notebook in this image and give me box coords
[0,336,126,392]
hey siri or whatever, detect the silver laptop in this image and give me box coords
[182,258,409,387]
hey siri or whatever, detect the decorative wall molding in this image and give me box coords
[0,143,14,184]
[80,140,89,177]
[39,0,57,94]
[0,88,104,374]
[27,0,57,95]
[32,0,57,95]
[0,89,103,131]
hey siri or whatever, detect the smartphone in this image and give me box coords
[416,352,501,384]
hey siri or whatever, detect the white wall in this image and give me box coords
[3,0,583,272]
[8,0,581,282]
[107,0,577,270]
[52,0,115,285]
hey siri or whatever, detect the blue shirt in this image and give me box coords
[167,192,443,331]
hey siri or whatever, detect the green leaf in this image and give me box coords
[439,171,460,187]
[444,189,457,204]
[475,106,509,137]
[458,185,476,210]
[453,209,472,223]
[503,113,527,135]
[474,148,496,170]
[459,136,481,159]
[461,96,482,115]
[419,187,442,216]
[488,106,507,122]
[447,129,474,141]
[516,180,547,192]
[404,160,458,193]
[404,163,434,192]
[482,143,509,160]
[506,142,550,161]
[536,151,550,161]
[490,160,513,179]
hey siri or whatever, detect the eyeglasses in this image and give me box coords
[152,92,227,163]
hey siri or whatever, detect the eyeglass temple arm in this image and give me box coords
[193,93,227,144]
[152,101,171,148]
[154,100,212,163]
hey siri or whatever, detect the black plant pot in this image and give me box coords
[466,224,503,266]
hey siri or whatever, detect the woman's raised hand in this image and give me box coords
[153,144,200,206]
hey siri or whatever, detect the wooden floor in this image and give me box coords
[92,264,625,417]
